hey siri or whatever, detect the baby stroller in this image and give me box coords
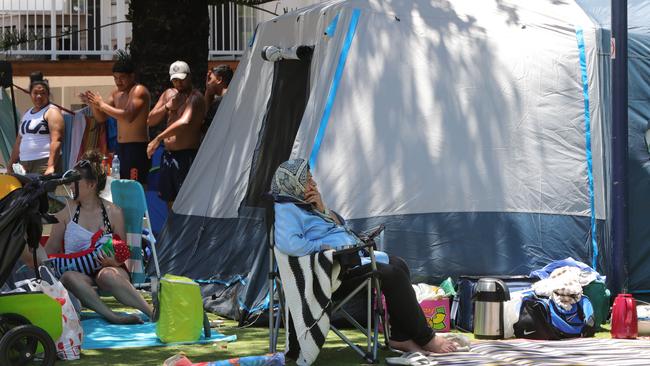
[0,172,80,366]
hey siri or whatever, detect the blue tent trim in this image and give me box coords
[309,9,361,168]
[575,27,598,269]
[325,12,340,37]
[194,275,247,287]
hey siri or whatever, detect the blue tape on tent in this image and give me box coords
[248,24,259,48]
[194,275,247,287]
[575,27,598,269]
[325,12,340,37]
[309,9,361,168]
[239,295,270,313]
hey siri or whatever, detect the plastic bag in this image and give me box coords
[12,162,26,175]
[503,290,528,338]
[412,283,446,302]
[440,277,457,297]
[36,266,83,360]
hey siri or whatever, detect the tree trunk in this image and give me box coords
[128,0,209,101]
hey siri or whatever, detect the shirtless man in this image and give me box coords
[203,64,233,133]
[147,61,206,210]
[81,59,151,185]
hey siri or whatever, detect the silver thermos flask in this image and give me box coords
[473,278,510,339]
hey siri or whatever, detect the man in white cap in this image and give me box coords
[147,60,206,210]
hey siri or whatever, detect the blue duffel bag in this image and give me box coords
[513,294,597,339]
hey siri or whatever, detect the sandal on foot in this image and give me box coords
[386,352,438,366]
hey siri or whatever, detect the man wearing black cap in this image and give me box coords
[81,59,151,185]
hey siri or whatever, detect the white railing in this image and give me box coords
[208,2,262,59]
[0,0,127,60]
[0,0,262,60]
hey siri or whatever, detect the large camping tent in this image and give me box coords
[155,0,642,321]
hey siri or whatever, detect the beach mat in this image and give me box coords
[424,338,650,366]
[81,313,236,350]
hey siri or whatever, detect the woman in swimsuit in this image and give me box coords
[41,150,152,324]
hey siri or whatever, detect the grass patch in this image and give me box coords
[69,295,612,365]
[70,295,389,366]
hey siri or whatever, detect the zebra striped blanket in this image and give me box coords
[274,248,341,366]
[428,338,650,365]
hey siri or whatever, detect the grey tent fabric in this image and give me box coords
[0,89,18,165]
[153,0,649,320]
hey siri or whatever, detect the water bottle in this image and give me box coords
[111,154,121,179]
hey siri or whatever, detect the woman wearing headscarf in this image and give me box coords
[8,73,64,175]
[272,158,457,354]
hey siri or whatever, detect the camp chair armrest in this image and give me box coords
[332,242,375,257]
[356,224,385,243]
[339,267,379,282]
[332,242,380,273]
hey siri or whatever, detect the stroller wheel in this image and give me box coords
[0,313,31,335]
[0,325,56,366]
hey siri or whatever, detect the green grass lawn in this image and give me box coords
[68,295,613,366]
[68,295,393,366]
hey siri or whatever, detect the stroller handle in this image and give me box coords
[40,171,81,192]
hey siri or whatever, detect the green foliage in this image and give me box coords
[128,0,209,102]
[0,29,31,51]
[114,48,131,62]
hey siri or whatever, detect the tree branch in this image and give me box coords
[208,0,279,16]
[1,20,132,51]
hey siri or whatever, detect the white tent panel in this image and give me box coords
[292,0,603,219]
[174,0,605,221]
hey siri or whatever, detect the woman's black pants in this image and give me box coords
[334,255,435,346]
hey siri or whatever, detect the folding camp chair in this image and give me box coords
[263,194,389,363]
[111,181,212,334]
[111,179,161,289]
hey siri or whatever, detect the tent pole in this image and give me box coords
[611,0,628,294]
[9,83,19,138]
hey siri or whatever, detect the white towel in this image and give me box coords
[532,266,583,311]
[68,108,87,168]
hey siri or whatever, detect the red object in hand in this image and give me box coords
[611,293,638,339]
[112,238,131,263]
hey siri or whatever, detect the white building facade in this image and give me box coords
[0,0,312,60]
